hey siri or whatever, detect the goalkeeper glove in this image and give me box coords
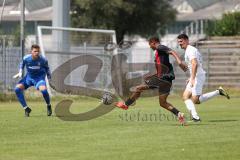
[13,70,23,79]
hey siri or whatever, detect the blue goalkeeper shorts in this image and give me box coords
[17,75,47,90]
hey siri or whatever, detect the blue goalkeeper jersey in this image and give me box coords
[19,54,51,79]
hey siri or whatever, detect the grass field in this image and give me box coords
[0,96,240,160]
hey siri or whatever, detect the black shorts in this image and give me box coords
[144,75,173,95]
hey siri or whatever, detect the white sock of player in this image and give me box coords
[184,99,200,120]
[199,90,219,103]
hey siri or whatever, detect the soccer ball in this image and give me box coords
[101,92,113,105]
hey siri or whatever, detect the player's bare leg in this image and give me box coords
[159,94,185,125]
[115,84,149,110]
[191,95,201,104]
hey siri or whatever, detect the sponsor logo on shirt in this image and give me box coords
[28,66,40,69]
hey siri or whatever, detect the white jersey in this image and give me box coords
[185,45,206,75]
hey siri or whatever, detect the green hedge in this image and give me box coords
[206,12,240,36]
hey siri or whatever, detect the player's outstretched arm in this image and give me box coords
[189,58,198,87]
[44,59,51,80]
[13,70,23,79]
[169,50,188,72]
[13,60,25,79]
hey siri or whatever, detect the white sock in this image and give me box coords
[23,106,28,109]
[199,90,219,103]
[184,99,200,119]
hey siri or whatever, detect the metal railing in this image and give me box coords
[165,19,207,49]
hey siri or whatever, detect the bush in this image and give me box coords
[206,11,240,36]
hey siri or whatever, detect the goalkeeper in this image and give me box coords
[13,44,52,117]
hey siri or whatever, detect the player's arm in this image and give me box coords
[144,49,158,79]
[13,59,25,79]
[190,58,198,86]
[157,45,187,72]
[168,50,188,72]
[44,60,51,80]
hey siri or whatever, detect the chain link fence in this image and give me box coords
[0,36,23,93]
[0,36,240,97]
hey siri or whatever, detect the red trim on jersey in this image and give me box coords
[155,50,162,77]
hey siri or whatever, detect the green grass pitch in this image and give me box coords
[0,96,240,160]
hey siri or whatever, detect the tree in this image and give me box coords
[206,12,240,36]
[71,0,176,43]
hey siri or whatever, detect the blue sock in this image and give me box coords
[41,89,50,105]
[15,87,27,108]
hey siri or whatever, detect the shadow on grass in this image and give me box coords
[170,119,239,126]
[170,123,212,127]
[208,119,238,123]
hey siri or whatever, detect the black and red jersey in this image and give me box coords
[154,45,174,79]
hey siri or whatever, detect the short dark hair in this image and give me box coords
[177,34,189,40]
[31,44,40,50]
[149,37,160,43]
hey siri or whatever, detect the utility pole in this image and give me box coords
[52,0,70,50]
[20,0,25,60]
[53,0,70,27]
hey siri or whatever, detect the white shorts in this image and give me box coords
[185,74,206,96]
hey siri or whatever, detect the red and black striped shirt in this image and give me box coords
[154,45,174,78]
